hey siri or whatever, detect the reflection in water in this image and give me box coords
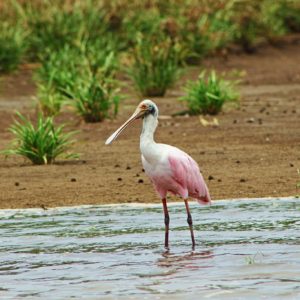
[0,198,299,299]
[158,249,214,270]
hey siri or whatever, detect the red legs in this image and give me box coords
[184,199,196,249]
[162,198,195,250]
[162,198,170,249]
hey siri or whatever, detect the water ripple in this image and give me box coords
[0,198,299,299]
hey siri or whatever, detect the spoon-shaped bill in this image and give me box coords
[105,108,145,145]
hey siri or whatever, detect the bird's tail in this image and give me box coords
[196,185,211,205]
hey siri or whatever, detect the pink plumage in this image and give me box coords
[142,145,211,205]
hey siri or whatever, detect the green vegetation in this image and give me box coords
[1,0,300,166]
[34,43,119,120]
[19,1,110,58]
[33,48,76,116]
[181,70,240,115]
[78,40,118,78]
[245,255,257,265]
[180,2,235,61]
[230,0,287,52]
[36,82,64,117]
[34,46,86,116]
[128,34,183,97]
[0,22,27,73]
[245,252,264,265]
[0,0,299,69]
[65,74,121,123]
[2,112,78,165]
[35,46,81,96]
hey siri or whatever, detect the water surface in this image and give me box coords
[0,198,299,299]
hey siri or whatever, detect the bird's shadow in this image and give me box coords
[156,247,214,271]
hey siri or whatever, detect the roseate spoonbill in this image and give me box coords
[105,100,211,249]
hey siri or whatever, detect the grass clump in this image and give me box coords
[2,112,78,165]
[3,0,300,67]
[128,34,183,97]
[65,73,121,123]
[180,2,235,62]
[34,46,84,116]
[230,0,298,52]
[59,50,120,123]
[279,1,300,32]
[35,46,84,96]
[78,41,118,78]
[0,22,27,73]
[22,1,109,58]
[36,82,64,117]
[34,42,120,121]
[181,70,240,115]
[245,252,264,265]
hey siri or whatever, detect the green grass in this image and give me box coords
[2,112,78,165]
[65,74,121,123]
[34,46,81,116]
[181,70,240,115]
[128,33,183,97]
[230,0,295,52]
[36,82,64,117]
[245,252,264,265]
[34,41,119,119]
[0,22,27,73]
[21,0,109,58]
[1,0,300,118]
[78,40,118,77]
[245,255,256,265]
[3,0,300,65]
[279,1,300,32]
[35,45,85,95]
[179,2,235,62]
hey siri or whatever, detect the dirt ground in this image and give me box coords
[0,40,299,209]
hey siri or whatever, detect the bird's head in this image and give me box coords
[138,99,159,118]
[105,99,158,145]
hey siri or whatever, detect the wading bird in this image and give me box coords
[105,100,211,249]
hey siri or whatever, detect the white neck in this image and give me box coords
[139,111,160,165]
[140,114,158,144]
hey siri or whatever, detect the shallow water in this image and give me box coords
[0,198,299,300]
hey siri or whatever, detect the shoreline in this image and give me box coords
[0,196,297,212]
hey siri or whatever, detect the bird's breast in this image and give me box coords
[141,144,172,181]
[140,141,163,165]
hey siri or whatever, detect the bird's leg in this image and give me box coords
[184,199,195,249]
[162,198,170,249]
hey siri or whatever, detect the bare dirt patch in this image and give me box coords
[0,42,299,209]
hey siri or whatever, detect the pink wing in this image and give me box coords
[168,150,211,205]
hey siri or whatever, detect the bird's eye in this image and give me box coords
[148,104,156,114]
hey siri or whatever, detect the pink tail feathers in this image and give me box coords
[196,186,211,205]
[195,172,211,205]
[168,152,212,205]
